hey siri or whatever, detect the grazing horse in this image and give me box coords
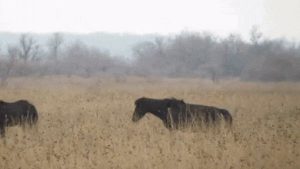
[132,97,232,129]
[0,100,39,137]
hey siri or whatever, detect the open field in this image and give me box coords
[0,76,299,169]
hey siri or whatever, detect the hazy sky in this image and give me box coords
[0,0,299,39]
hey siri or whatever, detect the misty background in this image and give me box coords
[1,28,300,85]
[1,0,300,85]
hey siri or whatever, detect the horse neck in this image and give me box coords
[148,108,167,121]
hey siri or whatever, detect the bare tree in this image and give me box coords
[0,45,19,86]
[18,34,39,63]
[250,26,263,45]
[61,40,115,77]
[47,33,64,62]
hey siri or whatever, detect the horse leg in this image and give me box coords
[0,124,5,138]
[203,112,210,128]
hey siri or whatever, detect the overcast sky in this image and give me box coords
[0,0,299,39]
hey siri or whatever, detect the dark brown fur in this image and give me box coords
[0,100,38,137]
[132,97,232,129]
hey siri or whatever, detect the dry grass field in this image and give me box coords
[0,76,299,169]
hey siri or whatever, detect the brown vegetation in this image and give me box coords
[0,77,299,169]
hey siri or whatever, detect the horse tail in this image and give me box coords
[220,109,232,127]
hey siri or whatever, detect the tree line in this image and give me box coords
[1,28,300,85]
[133,28,300,82]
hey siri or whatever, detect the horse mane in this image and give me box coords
[135,97,185,106]
[165,97,185,104]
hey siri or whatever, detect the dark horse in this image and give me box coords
[132,97,232,129]
[0,100,39,137]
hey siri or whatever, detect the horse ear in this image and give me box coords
[135,97,145,106]
[180,100,185,104]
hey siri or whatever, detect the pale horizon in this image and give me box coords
[0,0,299,40]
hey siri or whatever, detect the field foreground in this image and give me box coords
[0,77,299,169]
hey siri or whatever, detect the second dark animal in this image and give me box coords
[0,100,38,137]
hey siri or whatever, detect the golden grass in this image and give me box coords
[0,76,299,169]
